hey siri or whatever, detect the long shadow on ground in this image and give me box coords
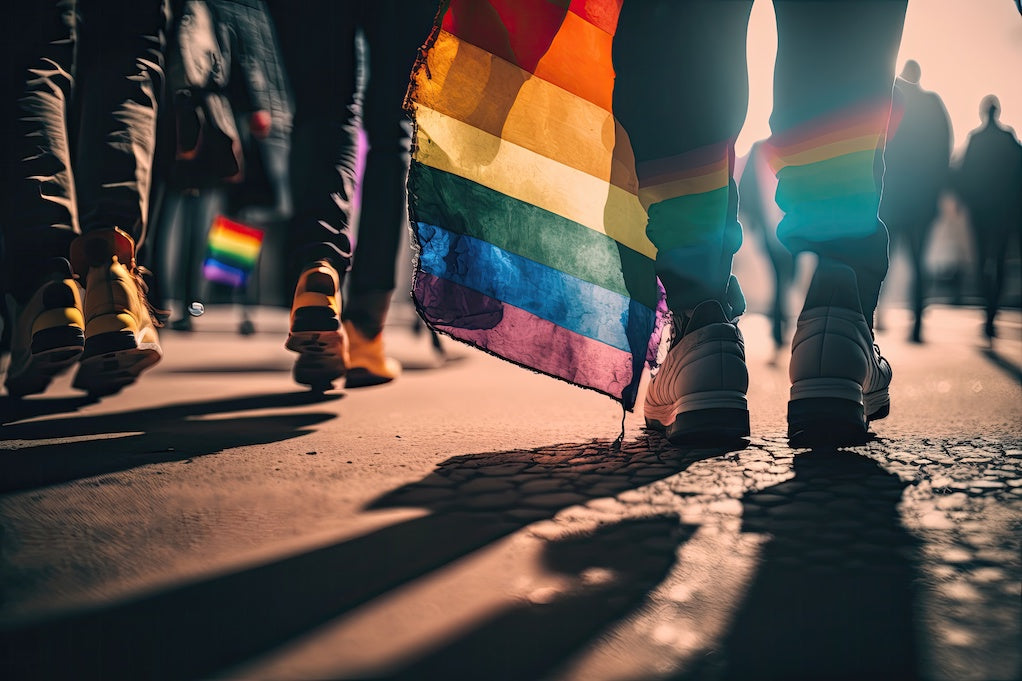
[980,346,1022,383]
[0,436,736,681]
[0,392,340,492]
[677,448,922,681]
[386,515,691,681]
[0,440,928,681]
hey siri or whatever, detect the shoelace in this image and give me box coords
[133,265,168,328]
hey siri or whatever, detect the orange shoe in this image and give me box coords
[70,228,162,396]
[3,259,85,398]
[285,261,348,390]
[344,320,401,388]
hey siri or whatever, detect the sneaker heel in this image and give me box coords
[865,388,890,422]
[787,397,867,446]
[82,329,140,358]
[30,320,85,355]
[666,407,750,444]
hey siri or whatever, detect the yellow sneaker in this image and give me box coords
[3,259,85,398]
[70,228,162,396]
[344,320,401,388]
[285,261,348,390]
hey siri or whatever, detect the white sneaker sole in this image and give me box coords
[644,390,750,443]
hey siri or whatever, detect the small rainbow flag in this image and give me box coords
[202,215,264,288]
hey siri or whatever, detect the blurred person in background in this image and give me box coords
[738,139,795,364]
[955,95,1022,346]
[150,0,292,334]
[879,59,952,344]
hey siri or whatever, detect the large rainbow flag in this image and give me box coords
[407,0,663,410]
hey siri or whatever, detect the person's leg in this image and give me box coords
[769,0,907,324]
[0,1,85,397]
[341,0,437,387]
[971,227,995,340]
[907,219,930,343]
[269,0,360,288]
[72,0,169,243]
[770,0,908,443]
[0,1,79,296]
[68,0,170,396]
[986,226,1011,341]
[765,229,796,354]
[614,0,752,321]
[615,0,753,443]
[347,0,435,323]
[268,0,359,389]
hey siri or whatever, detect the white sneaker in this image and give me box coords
[787,262,892,445]
[644,299,750,443]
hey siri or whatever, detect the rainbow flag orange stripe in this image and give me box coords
[408,0,663,409]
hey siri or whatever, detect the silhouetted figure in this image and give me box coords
[955,95,1022,344]
[738,141,796,362]
[880,60,952,343]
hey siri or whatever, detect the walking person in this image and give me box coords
[615,0,907,444]
[152,0,292,334]
[266,0,437,390]
[1,0,170,398]
[879,59,952,343]
[738,139,795,363]
[955,95,1022,345]
[406,0,906,445]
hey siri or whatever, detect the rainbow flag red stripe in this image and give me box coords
[408,0,664,409]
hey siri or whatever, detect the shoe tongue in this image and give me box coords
[684,299,729,334]
[41,257,74,279]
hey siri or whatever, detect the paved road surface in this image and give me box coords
[1,304,1019,681]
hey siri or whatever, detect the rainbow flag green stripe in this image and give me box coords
[413,164,659,310]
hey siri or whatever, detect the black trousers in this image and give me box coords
[0,0,170,302]
[268,0,436,299]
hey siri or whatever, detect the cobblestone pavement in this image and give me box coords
[0,306,1019,681]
